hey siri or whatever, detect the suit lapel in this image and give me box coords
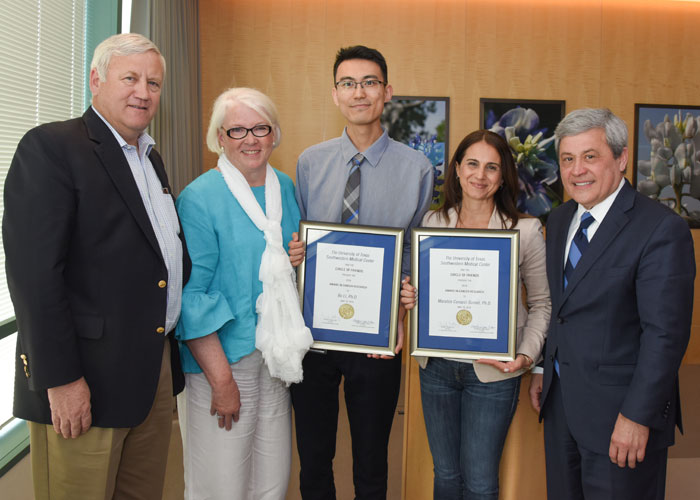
[550,201,577,304]
[83,108,163,260]
[148,148,171,193]
[560,182,634,305]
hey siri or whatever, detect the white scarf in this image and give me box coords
[217,154,313,385]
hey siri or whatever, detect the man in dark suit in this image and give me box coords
[529,108,695,499]
[3,33,190,499]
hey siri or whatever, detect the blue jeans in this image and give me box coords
[419,358,521,500]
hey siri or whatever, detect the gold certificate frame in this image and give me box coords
[297,221,404,355]
[410,227,519,361]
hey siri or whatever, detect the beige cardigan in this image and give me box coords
[414,207,551,383]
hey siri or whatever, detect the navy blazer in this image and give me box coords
[4,107,191,428]
[540,181,695,455]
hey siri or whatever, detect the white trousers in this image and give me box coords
[178,350,291,500]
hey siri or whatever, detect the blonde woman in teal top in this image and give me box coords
[175,88,304,500]
[176,168,300,373]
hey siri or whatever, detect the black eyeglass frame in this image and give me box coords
[223,125,273,140]
[334,79,387,91]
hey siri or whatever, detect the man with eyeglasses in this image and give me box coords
[290,45,433,500]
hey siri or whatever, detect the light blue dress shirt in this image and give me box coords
[92,106,183,333]
[295,128,434,275]
[175,168,300,373]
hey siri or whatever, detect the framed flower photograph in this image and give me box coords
[480,98,565,222]
[381,96,449,209]
[633,104,700,227]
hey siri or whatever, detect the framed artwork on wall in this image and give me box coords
[381,96,449,209]
[634,103,700,227]
[480,98,565,222]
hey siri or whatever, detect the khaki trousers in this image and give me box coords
[30,340,174,500]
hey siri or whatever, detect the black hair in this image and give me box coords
[333,45,388,83]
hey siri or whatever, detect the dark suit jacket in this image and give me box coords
[4,107,191,428]
[540,180,695,455]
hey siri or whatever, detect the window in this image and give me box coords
[0,0,88,473]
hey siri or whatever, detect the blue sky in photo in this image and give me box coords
[423,100,445,134]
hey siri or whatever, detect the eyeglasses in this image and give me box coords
[223,125,272,140]
[334,79,386,92]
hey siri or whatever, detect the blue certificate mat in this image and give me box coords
[297,221,404,355]
[410,228,519,361]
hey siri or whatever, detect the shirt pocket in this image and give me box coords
[159,192,180,235]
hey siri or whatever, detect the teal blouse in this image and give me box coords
[175,168,301,373]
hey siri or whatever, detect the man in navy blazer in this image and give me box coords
[4,34,190,499]
[529,108,695,499]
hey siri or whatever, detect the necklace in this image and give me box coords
[456,206,491,229]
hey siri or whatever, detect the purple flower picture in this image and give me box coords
[480,98,565,222]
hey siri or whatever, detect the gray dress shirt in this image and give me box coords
[295,128,433,275]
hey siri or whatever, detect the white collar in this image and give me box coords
[575,176,626,224]
[91,105,154,155]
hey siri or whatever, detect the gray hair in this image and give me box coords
[91,33,166,82]
[206,88,282,154]
[555,108,628,158]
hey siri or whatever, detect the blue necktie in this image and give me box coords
[342,153,362,224]
[556,211,595,376]
[563,212,594,289]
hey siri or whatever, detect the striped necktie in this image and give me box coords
[564,211,595,289]
[555,211,594,376]
[342,153,363,224]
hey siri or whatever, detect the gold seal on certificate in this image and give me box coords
[311,241,384,334]
[456,309,472,325]
[339,303,355,319]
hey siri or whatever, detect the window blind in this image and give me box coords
[0,0,86,429]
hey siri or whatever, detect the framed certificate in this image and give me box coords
[297,221,404,355]
[410,227,519,361]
